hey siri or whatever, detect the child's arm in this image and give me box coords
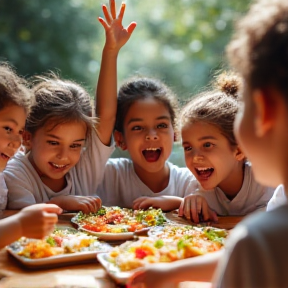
[133,196,183,212]
[47,195,101,214]
[96,0,137,145]
[178,194,218,223]
[128,250,223,288]
[0,204,62,248]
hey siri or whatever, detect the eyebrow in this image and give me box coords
[127,116,171,125]
[182,136,218,145]
[46,134,86,142]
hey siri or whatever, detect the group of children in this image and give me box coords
[0,0,287,286]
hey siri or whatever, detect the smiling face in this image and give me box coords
[118,98,174,176]
[28,120,87,187]
[0,105,26,171]
[181,121,244,194]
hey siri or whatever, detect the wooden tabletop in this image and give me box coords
[0,210,243,288]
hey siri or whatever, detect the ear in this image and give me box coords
[253,89,275,137]
[22,130,32,151]
[234,146,245,162]
[113,130,127,150]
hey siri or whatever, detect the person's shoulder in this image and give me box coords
[106,157,133,171]
[5,151,28,169]
[167,161,194,176]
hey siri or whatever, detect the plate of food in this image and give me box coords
[148,223,228,242]
[71,206,167,241]
[97,225,228,285]
[6,227,112,268]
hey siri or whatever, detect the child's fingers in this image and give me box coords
[191,199,199,223]
[118,2,126,20]
[109,0,117,19]
[184,199,191,220]
[102,4,112,24]
[201,201,210,221]
[209,209,218,222]
[178,200,184,216]
[98,17,109,30]
[127,22,137,35]
[196,196,202,214]
[42,204,63,215]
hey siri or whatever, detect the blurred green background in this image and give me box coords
[0,0,250,167]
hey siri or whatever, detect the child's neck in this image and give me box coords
[134,163,170,193]
[218,161,245,201]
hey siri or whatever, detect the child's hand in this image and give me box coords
[128,264,176,288]
[18,204,62,239]
[133,196,181,212]
[178,195,218,223]
[98,0,137,51]
[48,195,102,214]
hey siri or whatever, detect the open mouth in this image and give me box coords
[49,162,69,170]
[195,167,214,179]
[142,147,162,162]
[0,153,10,161]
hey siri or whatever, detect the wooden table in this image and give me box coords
[0,210,243,288]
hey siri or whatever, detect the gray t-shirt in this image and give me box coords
[214,203,288,288]
[195,162,274,215]
[97,158,198,208]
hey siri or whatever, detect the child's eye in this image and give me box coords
[203,142,214,148]
[47,141,59,146]
[157,123,168,129]
[3,126,12,133]
[183,146,192,152]
[70,144,82,149]
[131,126,142,131]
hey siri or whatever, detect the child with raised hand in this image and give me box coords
[97,75,198,211]
[178,71,274,223]
[213,0,288,286]
[4,0,136,213]
[0,63,62,248]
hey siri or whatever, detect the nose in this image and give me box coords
[145,130,159,141]
[56,146,69,160]
[8,135,22,151]
[191,149,204,162]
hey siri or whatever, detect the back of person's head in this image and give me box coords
[0,62,31,113]
[180,72,241,147]
[227,0,288,105]
[115,76,178,133]
[26,74,96,136]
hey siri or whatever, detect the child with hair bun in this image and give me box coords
[128,71,275,288]
[178,72,274,223]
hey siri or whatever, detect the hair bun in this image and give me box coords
[214,71,241,99]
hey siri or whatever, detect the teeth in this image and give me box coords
[145,148,161,151]
[196,167,212,171]
[52,163,66,168]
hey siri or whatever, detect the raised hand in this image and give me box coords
[98,0,137,51]
[178,194,218,223]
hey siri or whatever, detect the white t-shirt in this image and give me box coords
[195,162,274,215]
[266,184,287,211]
[4,130,114,209]
[213,203,288,288]
[0,173,8,210]
[96,158,198,208]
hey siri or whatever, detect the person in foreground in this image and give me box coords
[178,72,274,223]
[0,63,61,248]
[4,0,136,213]
[212,0,288,287]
